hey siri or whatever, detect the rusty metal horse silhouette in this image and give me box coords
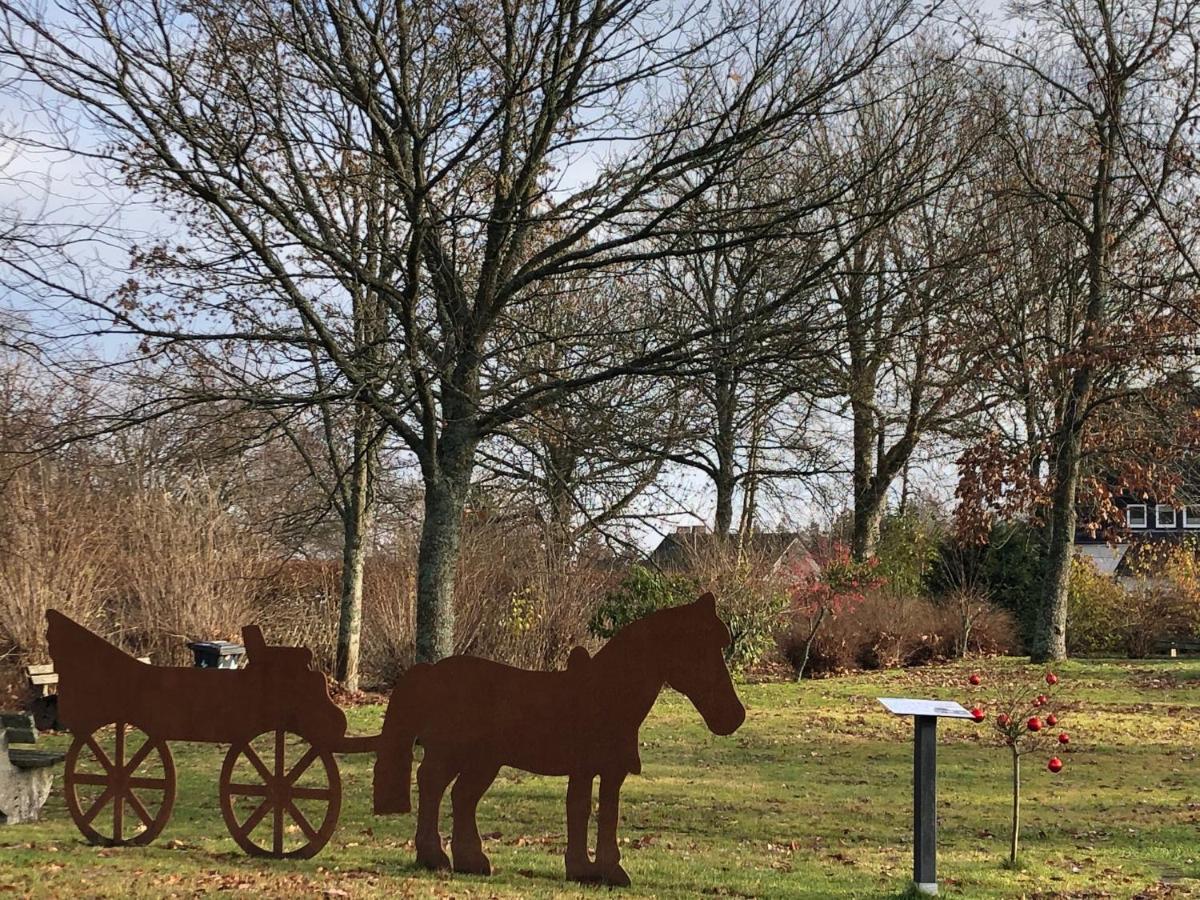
[373,591,746,886]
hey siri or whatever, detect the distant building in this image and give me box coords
[647,525,820,577]
[1075,495,1200,584]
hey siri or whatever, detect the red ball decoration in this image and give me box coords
[1027,716,1043,732]
[1048,756,1064,773]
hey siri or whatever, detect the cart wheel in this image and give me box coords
[219,729,341,859]
[64,722,176,846]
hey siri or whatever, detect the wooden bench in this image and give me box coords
[0,712,64,824]
[24,663,60,730]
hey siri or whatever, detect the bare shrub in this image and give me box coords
[1120,584,1200,658]
[947,595,1020,656]
[453,523,540,662]
[851,596,944,669]
[0,465,619,685]
[778,613,857,676]
[257,559,341,674]
[360,556,417,688]
[1116,542,1200,658]
[775,539,880,679]
[677,540,791,672]
[354,527,610,686]
[112,486,267,664]
[452,523,612,672]
[779,591,1019,678]
[0,467,118,661]
[255,555,416,687]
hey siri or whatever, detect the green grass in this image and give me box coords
[3,657,1199,898]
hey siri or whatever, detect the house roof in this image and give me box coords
[1074,536,1200,582]
[647,529,810,571]
[1074,543,1127,576]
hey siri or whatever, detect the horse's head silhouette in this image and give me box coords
[656,592,746,735]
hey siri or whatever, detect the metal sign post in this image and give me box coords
[877,698,975,896]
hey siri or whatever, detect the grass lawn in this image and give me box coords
[2,657,1199,898]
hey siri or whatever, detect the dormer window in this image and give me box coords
[1156,504,1177,529]
[1126,504,1147,528]
[1185,506,1200,529]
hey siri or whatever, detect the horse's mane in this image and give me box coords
[594,602,689,662]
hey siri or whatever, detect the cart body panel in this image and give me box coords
[45,609,361,858]
[46,610,348,747]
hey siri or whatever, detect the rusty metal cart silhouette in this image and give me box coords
[46,610,379,859]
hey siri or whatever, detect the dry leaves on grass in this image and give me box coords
[143,867,393,898]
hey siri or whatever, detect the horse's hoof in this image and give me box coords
[452,848,492,876]
[597,863,631,887]
[416,844,452,871]
[565,859,600,883]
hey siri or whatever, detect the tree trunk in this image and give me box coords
[543,438,578,566]
[336,504,368,690]
[1032,421,1082,662]
[714,472,736,537]
[738,388,765,536]
[1009,747,1020,865]
[1032,103,1114,663]
[793,606,827,682]
[849,380,887,560]
[852,485,886,561]
[737,470,758,537]
[335,410,377,691]
[415,451,473,663]
[713,367,737,536]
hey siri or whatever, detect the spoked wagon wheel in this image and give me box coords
[64,722,176,846]
[219,729,341,859]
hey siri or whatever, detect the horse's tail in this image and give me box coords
[373,662,432,815]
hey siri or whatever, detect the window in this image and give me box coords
[1126,504,1147,528]
[1156,504,1177,529]
[1185,506,1200,529]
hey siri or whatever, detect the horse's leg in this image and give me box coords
[564,773,596,882]
[414,753,454,870]
[594,771,630,886]
[450,764,499,876]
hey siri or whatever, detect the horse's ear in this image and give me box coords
[696,591,717,611]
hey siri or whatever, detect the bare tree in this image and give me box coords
[0,0,933,661]
[647,146,839,536]
[970,0,1200,661]
[815,50,995,560]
